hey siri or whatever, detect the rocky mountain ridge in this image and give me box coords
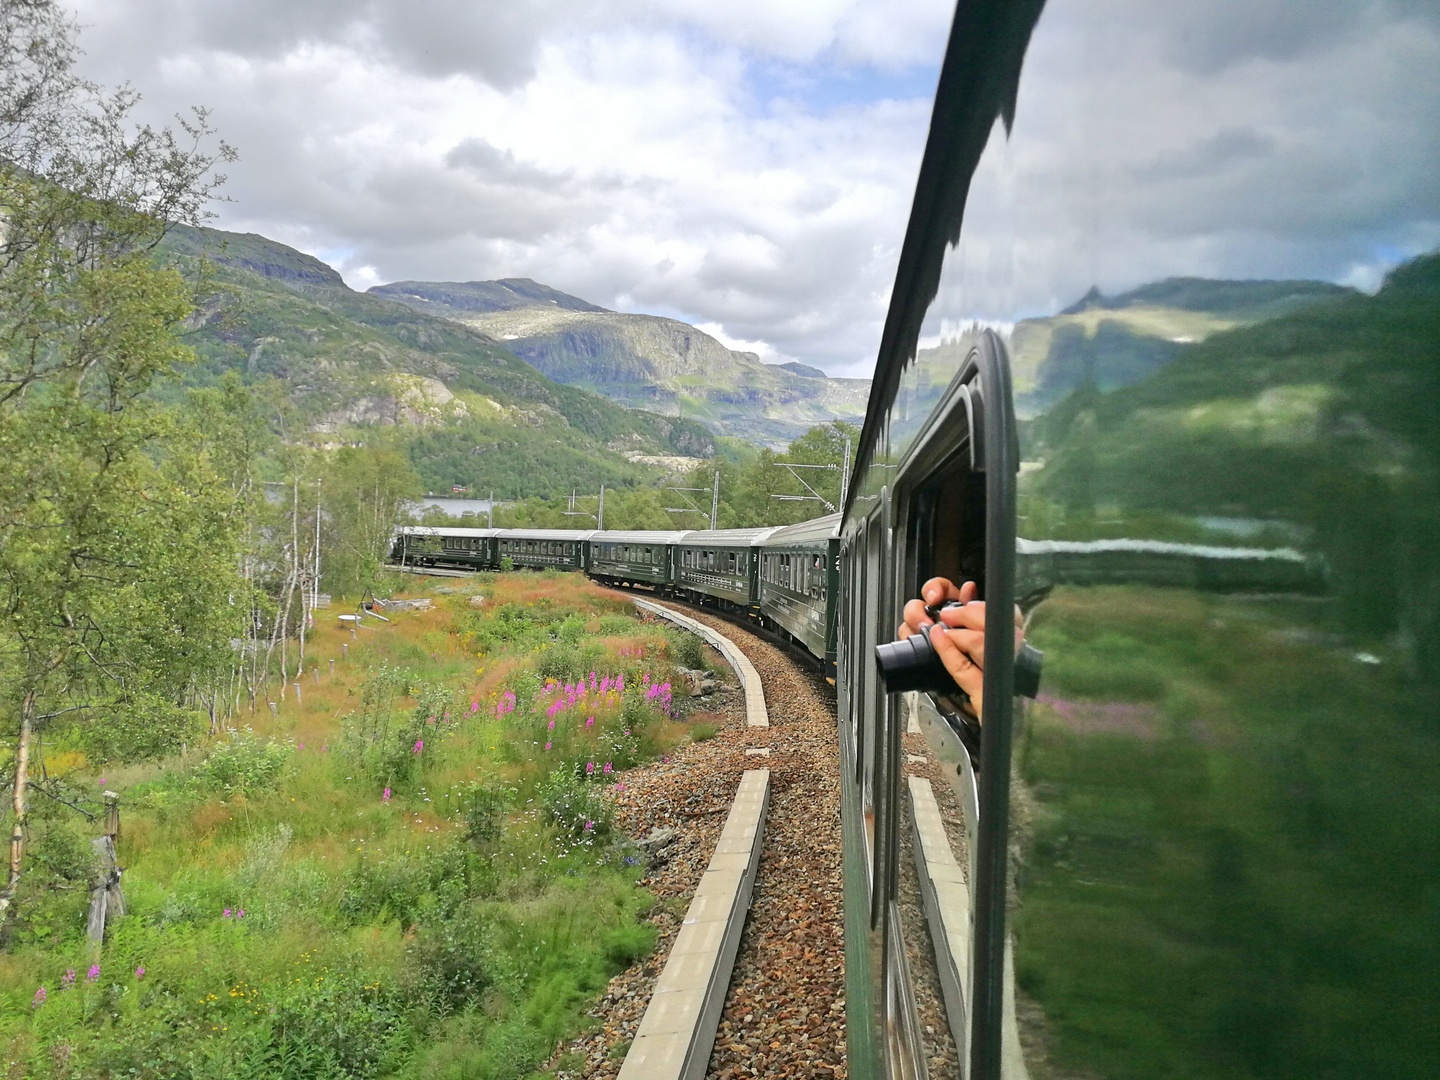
[369,279,871,447]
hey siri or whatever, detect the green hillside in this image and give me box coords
[369,279,871,447]
[1023,250,1440,672]
[159,228,716,496]
[1010,277,1356,415]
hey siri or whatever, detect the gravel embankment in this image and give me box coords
[557,598,846,1080]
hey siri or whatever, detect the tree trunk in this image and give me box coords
[0,690,36,921]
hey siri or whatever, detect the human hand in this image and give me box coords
[896,577,1023,720]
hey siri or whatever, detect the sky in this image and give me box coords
[65,0,1440,378]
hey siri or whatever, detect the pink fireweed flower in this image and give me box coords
[584,820,594,831]
[135,966,145,980]
[471,701,479,713]
[586,716,594,729]
[238,909,245,919]
[547,719,555,731]
[603,762,612,775]
[87,965,100,982]
[98,778,106,787]
[383,787,392,802]
[32,987,45,1008]
[223,908,232,919]
[61,969,75,990]
[413,740,423,753]
[545,742,552,751]
[298,742,305,750]
[585,761,595,774]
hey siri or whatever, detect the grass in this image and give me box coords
[0,573,699,1080]
[1016,585,1440,1080]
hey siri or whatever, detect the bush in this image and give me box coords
[461,782,512,847]
[666,628,707,670]
[537,770,614,843]
[690,722,719,742]
[405,904,494,1012]
[595,614,638,635]
[191,728,291,796]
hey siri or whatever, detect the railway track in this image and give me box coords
[553,595,846,1080]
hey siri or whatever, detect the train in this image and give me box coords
[390,517,844,676]
[393,0,1436,1077]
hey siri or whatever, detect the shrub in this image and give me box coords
[666,628,707,670]
[461,782,512,847]
[690,722,719,742]
[537,770,614,843]
[405,904,494,1011]
[595,614,637,635]
[190,728,291,796]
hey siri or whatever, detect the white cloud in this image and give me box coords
[60,0,1440,381]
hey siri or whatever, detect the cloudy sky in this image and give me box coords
[66,0,1439,378]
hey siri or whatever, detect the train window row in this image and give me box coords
[761,552,827,601]
[597,544,659,564]
[498,540,574,556]
[682,549,739,573]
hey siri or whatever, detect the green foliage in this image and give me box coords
[689,722,719,743]
[666,628,707,670]
[190,729,292,797]
[536,770,615,843]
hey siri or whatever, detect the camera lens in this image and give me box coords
[874,628,1043,699]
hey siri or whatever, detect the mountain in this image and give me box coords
[1010,276,1356,415]
[368,279,871,447]
[1025,251,1440,671]
[158,227,717,496]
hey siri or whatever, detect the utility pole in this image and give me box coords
[711,471,720,531]
[840,435,852,508]
[598,485,605,531]
[488,490,494,529]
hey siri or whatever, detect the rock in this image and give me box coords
[468,595,486,608]
[636,826,678,866]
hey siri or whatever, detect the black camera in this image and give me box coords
[874,600,1042,699]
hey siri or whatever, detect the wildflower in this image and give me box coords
[298,741,305,750]
[238,909,245,919]
[135,966,145,980]
[585,762,595,775]
[62,969,75,990]
[603,762,612,775]
[32,987,45,1008]
[586,716,594,729]
[223,908,232,919]
[471,702,479,713]
[584,820,594,832]
[545,742,552,751]
[98,778,106,787]
[383,787,392,802]
[322,744,327,752]
[87,965,100,983]
[547,720,555,731]
[413,740,423,754]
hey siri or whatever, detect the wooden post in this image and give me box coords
[86,835,123,943]
[313,667,319,685]
[328,658,334,674]
[268,702,278,718]
[103,791,120,844]
[343,642,349,659]
[294,682,302,707]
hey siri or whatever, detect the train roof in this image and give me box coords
[759,513,842,547]
[590,530,691,544]
[495,529,598,541]
[398,526,498,538]
[676,526,784,546]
